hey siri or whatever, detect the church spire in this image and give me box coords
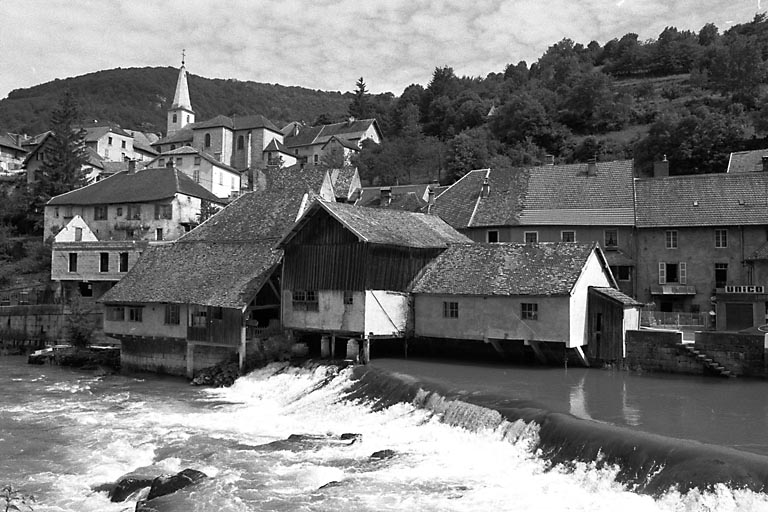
[167,50,195,136]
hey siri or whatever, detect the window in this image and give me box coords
[218,172,223,185]
[193,169,200,183]
[658,261,687,284]
[212,307,223,320]
[79,282,93,297]
[154,204,172,220]
[442,301,459,318]
[187,115,191,123]
[237,135,244,150]
[164,304,180,325]
[191,309,207,327]
[54,207,59,218]
[158,158,165,167]
[715,263,728,288]
[172,113,177,123]
[106,306,125,321]
[665,230,678,249]
[156,228,163,241]
[343,291,354,305]
[116,207,123,217]
[313,154,319,165]
[487,230,499,243]
[121,140,126,149]
[176,157,182,167]
[94,205,107,220]
[611,265,632,282]
[194,156,201,165]
[128,307,143,322]
[604,229,618,248]
[204,133,211,148]
[292,290,318,311]
[119,252,129,272]
[99,252,109,272]
[68,253,78,272]
[715,229,728,248]
[231,176,236,190]
[127,204,141,220]
[524,231,538,243]
[74,227,82,241]
[108,136,113,145]
[561,231,575,242]
[521,303,538,320]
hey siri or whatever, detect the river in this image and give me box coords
[1,355,768,511]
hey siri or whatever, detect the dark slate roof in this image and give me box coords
[100,240,280,308]
[281,201,470,249]
[21,132,53,165]
[47,167,222,206]
[727,149,768,173]
[233,115,281,132]
[323,136,360,151]
[84,147,104,169]
[411,242,598,296]
[635,172,768,228]
[0,134,25,152]
[153,126,194,146]
[193,114,234,130]
[591,287,643,306]
[152,146,239,173]
[433,160,635,229]
[263,138,293,154]
[284,119,378,148]
[82,125,131,142]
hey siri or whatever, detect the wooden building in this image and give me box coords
[278,200,469,358]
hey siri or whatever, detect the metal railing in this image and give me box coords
[640,310,710,328]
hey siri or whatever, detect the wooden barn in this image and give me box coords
[278,200,469,359]
[586,287,642,362]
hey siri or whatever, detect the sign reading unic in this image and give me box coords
[724,285,766,294]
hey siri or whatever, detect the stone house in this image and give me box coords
[432,159,637,297]
[634,171,768,331]
[283,118,382,167]
[410,242,640,364]
[0,134,27,173]
[46,165,225,300]
[148,146,241,200]
[100,166,334,376]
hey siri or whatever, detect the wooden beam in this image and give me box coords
[245,304,280,311]
[573,346,590,367]
[527,340,547,364]
[267,278,280,301]
[484,335,506,359]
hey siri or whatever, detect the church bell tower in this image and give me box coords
[167,50,195,136]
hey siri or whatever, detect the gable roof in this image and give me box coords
[280,200,470,249]
[433,160,635,229]
[284,118,379,148]
[727,149,768,174]
[322,135,361,152]
[263,138,293,155]
[100,240,280,308]
[46,166,222,206]
[0,134,25,153]
[151,146,239,173]
[21,132,54,165]
[152,126,194,146]
[591,286,643,306]
[635,172,768,228]
[81,125,131,142]
[411,242,599,296]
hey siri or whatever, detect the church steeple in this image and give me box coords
[167,50,195,136]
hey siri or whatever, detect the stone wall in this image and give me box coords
[624,330,706,375]
[695,331,767,377]
[119,336,187,376]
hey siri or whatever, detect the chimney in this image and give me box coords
[653,155,669,178]
[544,154,555,165]
[480,177,490,198]
[761,155,768,172]
[586,157,597,176]
[427,188,436,213]
[380,187,392,205]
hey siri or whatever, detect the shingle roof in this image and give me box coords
[727,149,768,173]
[281,201,470,249]
[635,172,768,227]
[0,134,25,152]
[323,136,361,151]
[433,160,635,229]
[82,125,131,142]
[411,242,598,296]
[46,167,222,206]
[153,126,194,146]
[284,119,378,148]
[233,115,281,132]
[152,146,239,173]
[100,240,280,308]
[263,138,293,155]
[591,287,643,306]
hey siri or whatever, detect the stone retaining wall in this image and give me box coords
[695,331,767,377]
[624,330,705,375]
[119,336,188,376]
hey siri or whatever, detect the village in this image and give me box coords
[3,62,768,382]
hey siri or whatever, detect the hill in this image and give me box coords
[0,66,354,135]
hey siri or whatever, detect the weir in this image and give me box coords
[345,363,768,495]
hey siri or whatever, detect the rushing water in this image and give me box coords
[2,355,768,511]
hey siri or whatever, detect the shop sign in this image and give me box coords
[724,285,765,294]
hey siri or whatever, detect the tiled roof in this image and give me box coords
[411,242,597,296]
[591,287,643,306]
[151,146,239,173]
[433,160,635,229]
[84,147,104,169]
[100,240,280,308]
[727,149,768,173]
[431,169,488,228]
[193,114,235,130]
[283,201,470,249]
[323,136,360,151]
[82,125,131,142]
[47,167,222,206]
[190,114,281,133]
[284,119,378,148]
[635,172,768,227]
[0,134,25,152]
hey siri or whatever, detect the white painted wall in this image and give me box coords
[54,215,98,242]
[568,250,613,348]
[364,290,409,336]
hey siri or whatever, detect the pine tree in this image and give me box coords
[349,77,369,119]
[32,91,88,213]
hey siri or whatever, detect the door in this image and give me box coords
[725,303,754,331]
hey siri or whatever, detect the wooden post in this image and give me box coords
[331,334,336,359]
[360,336,370,365]
[239,325,247,373]
[320,335,331,358]
[186,342,194,379]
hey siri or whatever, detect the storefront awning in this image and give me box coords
[650,285,697,295]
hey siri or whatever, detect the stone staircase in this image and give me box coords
[676,342,734,378]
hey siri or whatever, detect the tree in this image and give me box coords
[66,293,96,348]
[698,23,720,46]
[348,77,370,119]
[29,91,88,230]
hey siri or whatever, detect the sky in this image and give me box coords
[0,0,762,101]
